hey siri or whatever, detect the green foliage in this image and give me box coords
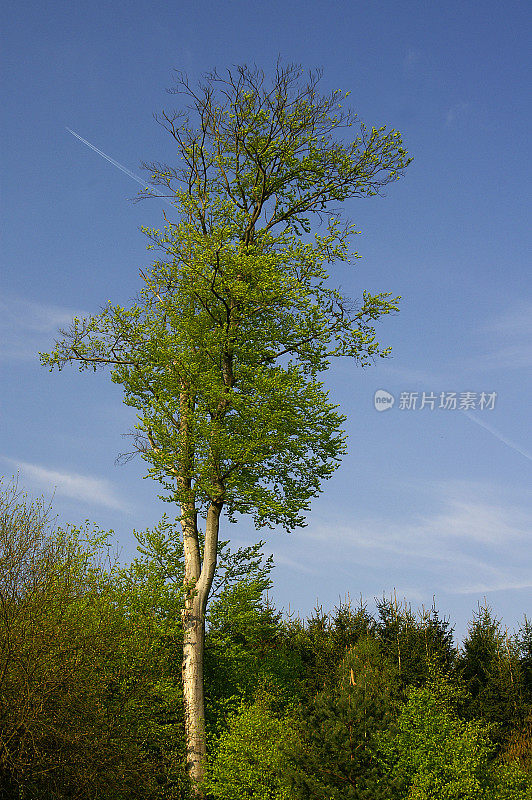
[40,64,411,791]
[205,580,303,734]
[331,599,377,655]
[457,603,528,746]
[284,599,375,697]
[379,671,532,800]
[2,482,531,799]
[0,479,160,799]
[501,713,532,776]
[41,215,397,528]
[518,618,532,702]
[41,62,410,530]
[116,519,280,796]
[376,596,457,689]
[202,700,298,800]
[119,514,274,624]
[379,672,492,799]
[145,62,411,238]
[287,635,401,799]
[489,761,532,800]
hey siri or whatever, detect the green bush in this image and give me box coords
[202,699,298,800]
[0,480,160,798]
[379,671,531,799]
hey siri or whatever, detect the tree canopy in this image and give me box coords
[41,61,412,791]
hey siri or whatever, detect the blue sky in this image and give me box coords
[1,0,530,642]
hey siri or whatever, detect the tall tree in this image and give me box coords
[42,61,411,792]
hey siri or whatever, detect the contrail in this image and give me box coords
[462,410,532,462]
[66,127,172,204]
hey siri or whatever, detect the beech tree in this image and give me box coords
[42,61,411,793]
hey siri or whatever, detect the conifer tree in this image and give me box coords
[287,635,401,799]
[458,603,527,747]
[376,596,457,688]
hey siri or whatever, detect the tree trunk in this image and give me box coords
[182,589,207,789]
[181,499,222,795]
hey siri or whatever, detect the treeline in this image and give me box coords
[1,480,531,799]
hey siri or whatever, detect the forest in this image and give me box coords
[0,478,531,799]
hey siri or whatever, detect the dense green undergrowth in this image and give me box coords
[1,481,531,799]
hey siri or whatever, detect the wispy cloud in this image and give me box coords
[454,575,532,595]
[0,296,85,362]
[270,551,317,575]
[307,496,529,556]
[471,302,532,371]
[473,343,532,371]
[486,303,532,337]
[272,480,532,596]
[1,457,129,512]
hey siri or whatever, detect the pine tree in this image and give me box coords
[286,634,401,799]
[376,596,457,689]
[457,603,527,748]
